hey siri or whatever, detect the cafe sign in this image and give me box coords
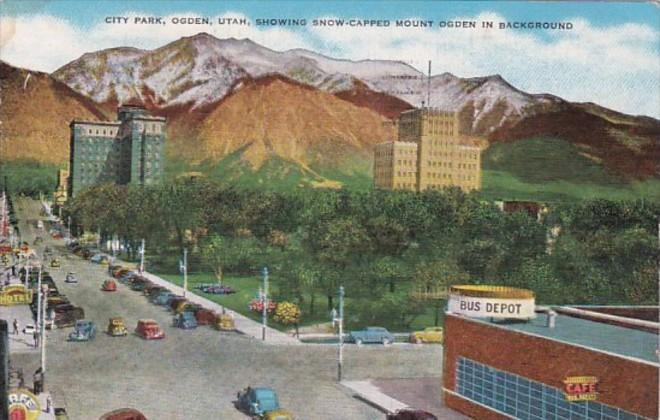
[564,376,598,401]
[0,285,33,306]
[448,285,536,319]
[8,388,41,420]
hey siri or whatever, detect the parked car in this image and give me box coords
[90,253,110,264]
[53,305,85,328]
[168,296,188,312]
[23,324,36,334]
[143,284,164,297]
[195,309,217,326]
[152,291,176,306]
[147,286,168,300]
[135,319,164,340]
[215,313,236,331]
[99,408,147,420]
[173,311,198,329]
[410,327,443,344]
[130,278,150,292]
[65,272,78,283]
[107,317,128,336]
[264,410,295,420]
[386,409,438,420]
[68,320,97,342]
[50,258,61,268]
[102,279,117,292]
[54,407,69,420]
[175,301,202,315]
[235,387,289,418]
[349,327,395,346]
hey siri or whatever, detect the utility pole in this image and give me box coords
[182,248,188,298]
[338,286,344,382]
[262,266,268,341]
[139,239,145,274]
[40,284,47,391]
[36,266,42,340]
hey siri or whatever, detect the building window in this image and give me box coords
[456,357,647,420]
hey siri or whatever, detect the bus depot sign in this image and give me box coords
[448,285,536,319]
[8,388,41,420]
[0,285,33,306]
[564,376,599,401]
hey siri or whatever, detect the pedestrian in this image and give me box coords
[46,395,52,413]
[33,330,38,348]
[11,264,16,276]
[13,319,18,335]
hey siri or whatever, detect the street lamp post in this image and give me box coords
[40,284,47,391]
[262,267,268,341]
[139,239,145,274]
[180,248,188,298]
[332,286,345,382]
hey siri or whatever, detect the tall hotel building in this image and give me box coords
[374,109,482,193]
[68,105,166,197]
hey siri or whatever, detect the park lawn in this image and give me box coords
[156,271,447,333]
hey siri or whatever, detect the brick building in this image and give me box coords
[68,105,166,197]
[374,108,482,192]
[443,306,659,419]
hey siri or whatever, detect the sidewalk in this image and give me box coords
[341,380,408,414]
[0,272,43,355]
[139,271,301,345]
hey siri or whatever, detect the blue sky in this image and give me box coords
[1,1,659,118]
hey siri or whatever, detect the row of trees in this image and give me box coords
[63,179,659,328]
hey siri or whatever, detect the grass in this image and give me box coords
[480,138,660,202]
[155,270,446,333]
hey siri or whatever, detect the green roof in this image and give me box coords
[474,313,658,364]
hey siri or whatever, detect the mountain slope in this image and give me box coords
[0,61,110,164]
[189,75,395,175]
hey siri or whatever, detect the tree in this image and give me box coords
[414,258,469,325]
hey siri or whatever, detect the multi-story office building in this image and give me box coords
[374,108,482,193]
[68,105,166,197]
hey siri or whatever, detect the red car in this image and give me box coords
[194,309,217,326]
[99,408,147,420]
[102,279,117,292]
[135,319,165,340]
[387,409,438,420]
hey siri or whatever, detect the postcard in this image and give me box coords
[0,1,658,419]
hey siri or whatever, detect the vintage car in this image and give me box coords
[23,324,36,335]
[264,409,295,420]
[386,409,438,420]
[107,317,128,336]
[349,327,395,346]
[53,305,85,328]
[235,387,286,418]
[215,313,236,331]
[90,253,110,264]
[102,279,118,292]
[175,301,202,315]
[130,278,151,292]
[168,296,188,312]
[143,284,164,297]
[410,327,443,344]
[152,291,176,305]
[135,319,165,340]
[195,308,217,326]
[68,320,97,342]
[50,258,61,268]
[99,408,147,420]
[65,272,78,284]
[173,311,198,329]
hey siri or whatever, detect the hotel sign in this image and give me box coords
[8,388,41,420]
[448,285,536,319]
[0,285,33,306]
[564,376,598,401]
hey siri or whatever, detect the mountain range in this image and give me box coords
[1,32,658,188]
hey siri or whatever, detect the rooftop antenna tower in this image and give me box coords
[427,60,432,110]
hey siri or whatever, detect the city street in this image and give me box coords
[11,198,446,419]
